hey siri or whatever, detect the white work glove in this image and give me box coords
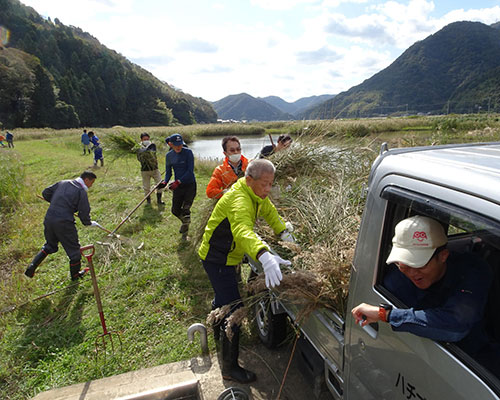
[258,251,291,288]
[280,230,295,243]
[280,222,296,243]
[90,221,99,227]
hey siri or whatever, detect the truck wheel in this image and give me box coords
[255,296,288,348]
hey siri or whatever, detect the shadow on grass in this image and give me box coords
[117,203,164,236]
[15,282,90,364]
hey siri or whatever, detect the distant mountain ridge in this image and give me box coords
[212,93,293,121]
[260,94,335,115]
[212,93,335,121]
[302,21,500,119]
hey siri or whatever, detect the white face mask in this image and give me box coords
[142,140,151,147]
[228,153,241,163]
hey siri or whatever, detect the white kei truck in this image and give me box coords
[249,142,500,399]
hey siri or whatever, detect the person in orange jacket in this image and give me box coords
[206,136,249,199]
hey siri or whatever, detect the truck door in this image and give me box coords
[345,176,500,400]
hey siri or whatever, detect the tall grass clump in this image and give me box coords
[0,151,25,211]
[247,138,376,317]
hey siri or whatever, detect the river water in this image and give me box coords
[189,135,272,160]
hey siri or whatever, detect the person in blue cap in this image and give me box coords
[158,133,196,240]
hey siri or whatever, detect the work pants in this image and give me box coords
[42,218,81,265]
[171,182,196,222]
[202,259,243,317]
[141,169,164,196]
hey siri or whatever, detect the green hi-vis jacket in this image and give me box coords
[198,177,286,266]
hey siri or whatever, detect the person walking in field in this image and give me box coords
[81,129,90,155]
[206,136,249,200]
[93,143,104,167]
[157,133,196,241]
[25,171,99,281]
[6,131,14,148]
[0,133,6,148]
[137,132,165,206]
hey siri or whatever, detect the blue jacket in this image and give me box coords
[165,147,195,184]
[81,133,90,145]
[6,132,13,141]
[90,135,99,146]
[385,252,492,355]
[42,179,91,225]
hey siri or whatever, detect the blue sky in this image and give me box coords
[18,0,500,102]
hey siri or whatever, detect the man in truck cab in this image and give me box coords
[351,215,497,373]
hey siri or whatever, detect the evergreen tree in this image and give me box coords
[27,64,56,127]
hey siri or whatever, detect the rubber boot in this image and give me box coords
[179,215,190,240]
[157,192,165,206]
[146,195,151,204]
[70,261,89,281]
[221,329,257,383]
[25,250,48,278]
[212,302,222,342]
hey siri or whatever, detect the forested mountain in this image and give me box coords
[302,21,500,119]
[212,93,292,121]
[0,0,217,129]
[260,94,335,116]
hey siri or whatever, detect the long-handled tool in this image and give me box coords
[110,180,163,235]
[80,244,121,356]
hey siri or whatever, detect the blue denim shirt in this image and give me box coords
[385,252,492,355]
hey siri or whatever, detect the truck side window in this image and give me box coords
[377,185,500,390]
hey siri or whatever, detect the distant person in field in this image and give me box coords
[88,131,100,147]
[25,171,99,281]
[81,129,90,155]
[206,136,249,199]
[259,134,292,158]
[0,133,5,148]
[93,143,104,167]
[157,133,196,241]
[137,132,164,206]
[6,131,14,148]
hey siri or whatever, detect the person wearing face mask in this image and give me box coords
[137,132,164,206]
[206,136,249,200]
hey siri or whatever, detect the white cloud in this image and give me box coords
[296,46,342,64]
[177,40,218,53]
[16,0,500,103]
[250,0,318,11]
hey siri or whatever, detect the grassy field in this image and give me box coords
[1,115,500,399]
[0,136,221,399]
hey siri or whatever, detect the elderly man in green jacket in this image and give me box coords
[198,158,294,384]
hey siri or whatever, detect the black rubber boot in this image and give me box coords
[221,329,257,383]
[157,193,165,205]
[146,195,151,204]
[70,261,88,281]
[25,250,48,278]
[212,302,222,342]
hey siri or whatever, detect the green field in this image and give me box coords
[1,116,500,399]
[0,135,222,399]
